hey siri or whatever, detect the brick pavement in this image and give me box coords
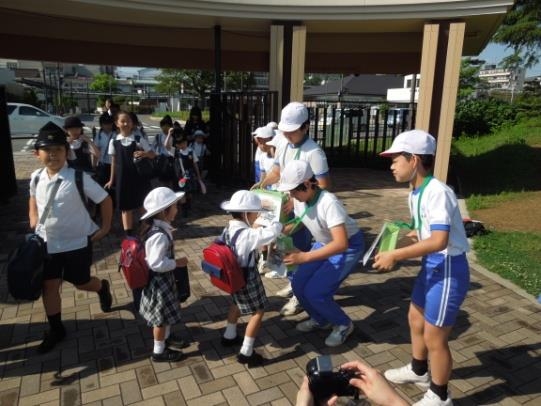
[0,152,539,405]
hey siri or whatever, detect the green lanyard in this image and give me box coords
[394,176,433,231]
[285,189,323,232]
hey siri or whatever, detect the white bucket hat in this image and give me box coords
[277,160,314,192]
[278,102,308,132]
[140,187,185,220]
[251,126,275,139]
[220,190,266,212]
[380,129,436,156]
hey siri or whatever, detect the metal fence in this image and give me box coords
[207,96,414,185]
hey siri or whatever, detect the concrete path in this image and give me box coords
[0,152,539,405]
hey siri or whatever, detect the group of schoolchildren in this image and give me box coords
[29,99,469,406]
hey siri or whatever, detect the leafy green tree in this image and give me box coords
[156,69,214,106]
[89,73,117,107]
[304,74,324,86]
[492,0,541,69]
[224,71,256,91]
[458,58,484,100]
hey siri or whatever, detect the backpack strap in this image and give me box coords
[32,168,45,189]
[144,226,174,282]
[226,228,255,269]
[74,169,91,215]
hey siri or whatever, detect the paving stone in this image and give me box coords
[246,387,284,405]
[119,379,143,404]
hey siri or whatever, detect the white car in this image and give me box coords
[7,103,65,135]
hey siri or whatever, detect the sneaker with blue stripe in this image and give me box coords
[324,322,354,347]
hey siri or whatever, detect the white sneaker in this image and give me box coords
[324,322,354,347]
[280,296,303,316]
[296,318,332,332]
[413,389,452,406]
[275,283,293,298]
[264,262,288,279]
[384,363,430,388]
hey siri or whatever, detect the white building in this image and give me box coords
[386,74,419,103]
[478,65,525,91]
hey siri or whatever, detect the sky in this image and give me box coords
[478,43,541,77]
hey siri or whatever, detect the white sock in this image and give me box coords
[240,336,255,357]
[165,325,171,339]
[153,340,166,354]
[223,323,237,339]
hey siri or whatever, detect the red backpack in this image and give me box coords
[119,229,170,289]
[201,228,251,294]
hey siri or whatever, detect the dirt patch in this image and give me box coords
[470,191,541,233]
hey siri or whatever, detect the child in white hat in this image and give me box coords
[138,187,188,363]
[376,130,470,406]
[219,190,282,367]
[277,160,364,347]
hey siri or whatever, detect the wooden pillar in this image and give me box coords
[416,21,465,182]
[269,25,284,110]
[269,23,306,110]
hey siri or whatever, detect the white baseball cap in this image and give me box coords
[220,190,267,212]
[277,160,314,192]
[251,126,275,139]
[141,187,185,220]
[278,102,308,132]
[266,121,278,129]
[380,129,436,156]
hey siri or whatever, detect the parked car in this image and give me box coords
[386,108,409,128]
[7,103,65,135]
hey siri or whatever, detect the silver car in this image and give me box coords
[7,103,65,135]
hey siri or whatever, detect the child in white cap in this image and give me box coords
[138,187,189,363]
[277,160,364,347]
[376,130,470,406]
[219,190,282,366]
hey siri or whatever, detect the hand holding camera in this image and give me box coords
[306,355,359,402]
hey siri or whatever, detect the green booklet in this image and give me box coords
[362,222,400,266]
[252,189,289,224]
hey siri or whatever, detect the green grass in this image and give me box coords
[450,116,541,298]
[472,232,541,297]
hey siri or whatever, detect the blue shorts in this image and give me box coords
[411,252,469,327]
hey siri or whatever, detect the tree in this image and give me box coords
[89,73,117,107]
[155,69,214,107]
[492,0,541,69]
[89,73,117,94]
[224,71,256,91]
[458,58,484,101]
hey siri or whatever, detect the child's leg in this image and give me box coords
[153,325,166,353]
[240,309,264,357]
[424,323,453,385]
[121,209,134,233]
[409,303,428,363]
[223,304,240,339]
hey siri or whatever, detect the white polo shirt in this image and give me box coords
[410,178,470,256]
[274,137,329,178]
[293,191,359,244]
[227,219,282,267]
[30,164,108,254]
[108,133,153,156]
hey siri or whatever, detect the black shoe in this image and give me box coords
[37,328,66,354]
[221,335,243,347]
[151,348,185,363]
[98,279,113,312]
[166,334,187,349]
[237,351,265,367]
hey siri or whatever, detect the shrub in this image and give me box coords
[453,98,519,137]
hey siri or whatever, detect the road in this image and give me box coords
[9,114,161,153]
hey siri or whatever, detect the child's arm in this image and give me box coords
[373,230,449,271]
[104,154,115,189]
[246,222,283,250]
[91,196,113,242]
[192,155,202,181]
[29,196,38,230]
[81,133,101,159]
[283,224,347,266]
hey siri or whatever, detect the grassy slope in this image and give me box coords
[451,117,541,297]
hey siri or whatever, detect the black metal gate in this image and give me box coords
[208,95,413,184]
[208,91,278,186]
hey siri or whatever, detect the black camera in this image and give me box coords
[306,355,359,401]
